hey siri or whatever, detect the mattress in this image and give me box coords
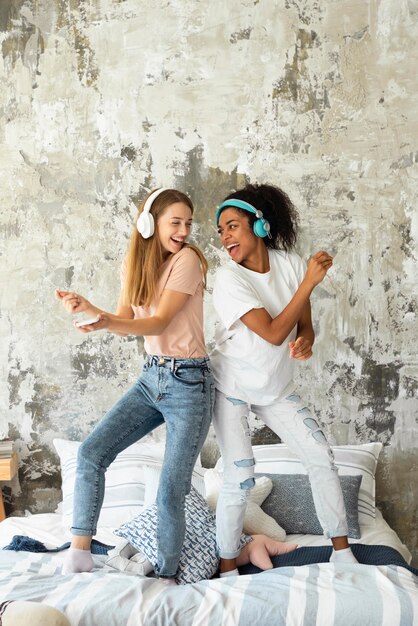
[0,510,416,626]
[0,508,412,563]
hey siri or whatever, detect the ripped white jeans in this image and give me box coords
[213,388,349,559]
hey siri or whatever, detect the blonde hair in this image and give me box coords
[123,189,208,307]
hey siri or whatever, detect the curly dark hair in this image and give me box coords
[221,183,298,251]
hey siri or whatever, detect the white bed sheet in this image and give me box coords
[0,508,412,564]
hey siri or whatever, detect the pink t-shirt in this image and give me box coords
[124,247,207,358]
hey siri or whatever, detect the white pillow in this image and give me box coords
[215,443,382,527]
[204,468,286,541]
[53,438,165,528]
[105,538,153,576]
[1,601,70,626]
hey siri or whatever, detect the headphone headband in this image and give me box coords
[137,187,169,238]
[143,187,169,214]
[215,198,272,239]
[216,199,260,224]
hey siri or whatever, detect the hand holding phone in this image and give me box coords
[75,316,100,327]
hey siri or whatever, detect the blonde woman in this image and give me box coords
[56,188,213,585]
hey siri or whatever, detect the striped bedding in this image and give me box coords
[0,549,417,625]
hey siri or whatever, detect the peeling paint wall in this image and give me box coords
[0,1,417,564]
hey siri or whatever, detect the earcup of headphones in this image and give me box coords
[137,212,155,238]
[253,218,269,238]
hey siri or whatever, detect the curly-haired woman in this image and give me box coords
[211,183,357,577]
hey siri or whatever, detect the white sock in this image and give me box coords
[158,577,177,586]
[219,568,239,578]
[62,547,94,574]
[330,547,358,564]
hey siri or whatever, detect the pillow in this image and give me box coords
[105,538,153,576]
[109,462,207,576]
[53,438,165,528]
[114,486,251,585]
[204,468,286,541]
[1,601,70,626]
[216,442,382,526]
[258,473,362,538]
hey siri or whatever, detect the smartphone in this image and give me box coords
[75,316,100,327]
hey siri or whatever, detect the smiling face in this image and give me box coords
[157,202,193,257]
[217,207,260,264]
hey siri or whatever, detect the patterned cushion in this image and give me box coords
[259,473,362,538]
[114,486,250,584]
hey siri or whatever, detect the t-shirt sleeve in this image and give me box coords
[164,248,202,295]
[291,251,307,284]
[213,267,263,330]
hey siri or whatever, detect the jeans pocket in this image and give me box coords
[172,367,204,385]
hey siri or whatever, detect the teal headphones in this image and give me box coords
[216,199,272,239]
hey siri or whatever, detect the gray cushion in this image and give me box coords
[258,473,362,539]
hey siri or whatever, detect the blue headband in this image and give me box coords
[215,199,260,225]
[216,198,272,239]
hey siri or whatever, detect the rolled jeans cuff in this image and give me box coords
[71,526,96,537]
[325,525,349,539]
[217,547,242,560]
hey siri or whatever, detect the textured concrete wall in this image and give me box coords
[1,1,417,563]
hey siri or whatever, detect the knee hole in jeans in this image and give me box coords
[286,393,301,403]
[233,457,255,468]
[240,415,251,437]
[233,458,255,489]
[302,416,328,443]
[226,396,246,406]
[240,477,255,490]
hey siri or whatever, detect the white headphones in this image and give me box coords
[136,188,169,239]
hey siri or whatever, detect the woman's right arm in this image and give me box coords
[55,289,134,336]
[55,287,191,337]
[113,291,134,336]
[240,251,333,346]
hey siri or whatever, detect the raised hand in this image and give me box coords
[55,289,91,315]
[304,251,333,288]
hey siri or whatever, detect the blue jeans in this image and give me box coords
[72,355,214,577]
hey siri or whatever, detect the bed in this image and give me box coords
[0,440,417,626]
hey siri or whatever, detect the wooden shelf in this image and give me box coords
[0,452,18,481]
[0,452,18,522]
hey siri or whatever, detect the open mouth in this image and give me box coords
[171,237,184,245]
[226,243,239,256]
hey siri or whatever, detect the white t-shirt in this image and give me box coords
[211,249,306,405]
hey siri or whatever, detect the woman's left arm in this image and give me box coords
[288,300,315,360]
[79,289,190,336]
